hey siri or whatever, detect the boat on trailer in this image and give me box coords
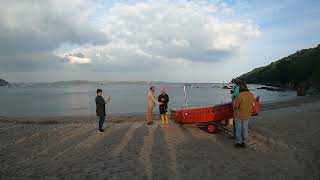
[170,96,261,133]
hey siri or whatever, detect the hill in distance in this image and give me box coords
[233,44,320,91]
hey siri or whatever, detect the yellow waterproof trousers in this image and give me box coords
[161,114,169,125]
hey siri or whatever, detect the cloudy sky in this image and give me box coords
[0,0,319,83]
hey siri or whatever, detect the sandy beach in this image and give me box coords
[1,96,320,180]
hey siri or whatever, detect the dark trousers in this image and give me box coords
[99,116,105,130]
[159,105,167,114]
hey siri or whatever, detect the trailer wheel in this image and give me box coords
[220,119,227,126]
[207,124,217,134]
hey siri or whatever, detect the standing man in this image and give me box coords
[146,86,162,125]
[158,88,169,125]
[233,84,254,148]
[96,89,111,133]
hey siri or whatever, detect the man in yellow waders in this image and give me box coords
[158,88,169,125]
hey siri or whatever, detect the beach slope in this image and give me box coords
[1,96,320,179]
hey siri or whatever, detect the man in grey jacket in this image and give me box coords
[95,89,111,133]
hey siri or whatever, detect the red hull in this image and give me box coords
[171,97,260,125]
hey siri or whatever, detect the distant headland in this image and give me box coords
[0,79,9,86]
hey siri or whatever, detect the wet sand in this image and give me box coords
[1,96,320,179]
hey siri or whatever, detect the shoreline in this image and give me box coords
[261,94,320,110]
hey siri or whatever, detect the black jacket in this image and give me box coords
[158,94,169,107]
[95,96,106,117]
[158,93,169,114]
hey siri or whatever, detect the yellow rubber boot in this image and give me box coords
[161,115,165,125]
[165,115,169,125]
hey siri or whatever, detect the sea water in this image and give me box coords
[0,82,296,117]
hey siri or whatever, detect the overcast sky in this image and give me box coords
[0,0,319,83]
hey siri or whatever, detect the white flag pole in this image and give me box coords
[183,84,188,108]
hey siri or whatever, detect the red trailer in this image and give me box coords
[170,97,260,133]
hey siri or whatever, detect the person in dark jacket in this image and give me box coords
[158,88,169,125]
[95,89,111,133]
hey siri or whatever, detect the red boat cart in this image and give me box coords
[170,97,260,133]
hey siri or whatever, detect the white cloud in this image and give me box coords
[62,0,260,69]
[62,53,92,64]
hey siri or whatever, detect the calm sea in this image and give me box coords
[0,82,296,117]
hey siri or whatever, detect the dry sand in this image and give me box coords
[1,96,320,180]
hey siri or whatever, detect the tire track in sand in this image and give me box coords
[162,125,187,179]
[139,123,158,180]
[111,121,143,157]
